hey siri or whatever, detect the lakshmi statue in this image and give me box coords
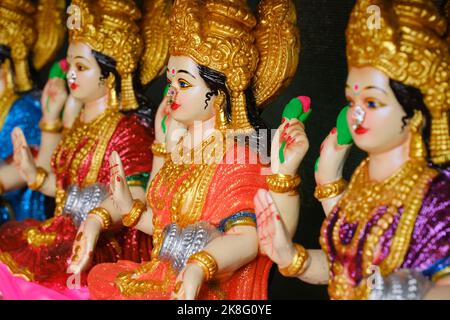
[82,0,306,300]
[0,0,66,223]
[0,0,170,299]
[256,0,450,300]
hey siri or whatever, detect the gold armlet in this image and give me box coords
[266,174,301,194]
[278,243,309,277]
[187,250,219,281]
[28,167,48,191]
[314,178,347,200]
[151,142,168,157]
[88,207,112,231]
[122,199,146,228]
[39,120,63,133]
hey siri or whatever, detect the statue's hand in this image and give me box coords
[62,95,83,129]
[315,127,352,185]
[41,78,68,123]
[271,118,309,176]
[67,216,102,275]
[171,263,205,300]
[109,151,133,216]
[11,127,37,185]
[254,189,296,269]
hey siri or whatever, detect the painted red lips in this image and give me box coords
[70,83,78,90]
[170,102,181,111]
[355,126,368,134]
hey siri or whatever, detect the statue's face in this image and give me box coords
[346,66,410,155]
[66,41,107,103]
[165,55,216,126]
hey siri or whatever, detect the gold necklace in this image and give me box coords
[321,158,438,299]
[53,108,123,187]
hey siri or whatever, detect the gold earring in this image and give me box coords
[409,110,427,161]
[214,91,228,132]
[106,75,119,110]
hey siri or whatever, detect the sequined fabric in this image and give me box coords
[322,168,450,297]
[0,113,154,292]
[87,144,272,300]
[0,93,46,223]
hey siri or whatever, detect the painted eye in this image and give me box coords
[76,63,87,72]
[179,79,191,90]
[366,99,383,109]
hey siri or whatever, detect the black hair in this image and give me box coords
[91,49,154,128]
[197,64,270,147]
[389,79,433,163]
[0,44,11,65]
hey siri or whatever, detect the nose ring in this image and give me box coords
[352,105,366,129]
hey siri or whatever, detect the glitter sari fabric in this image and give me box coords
[0,113,154,297]
[321,168,450,299]
[0,93,46,223]
[87,143,272,300]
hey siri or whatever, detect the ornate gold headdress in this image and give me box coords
[169,0,300,133]
[33,0,66,70]
[140,0,172,86]
[346,0,450,165]
[0,0,65,92]
[69,0,143,111]
[0,0,36,92]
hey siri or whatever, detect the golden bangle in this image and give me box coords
[314,178,347,200]
[0,179,4,195]
[28,167,48,191]
[278,243,309,277]
[151,142,168,157]
[88,207,112,231]
[39,119,63,133]
[122,199,146,228]
[187,250,218,281]
[266,174,301,193]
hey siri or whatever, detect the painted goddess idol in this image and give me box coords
[82,0,306,300]
[0,0,66,224]
[255,0,450,300]
[0,0,171,299]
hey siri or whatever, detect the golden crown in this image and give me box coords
[347,0,450,165]
[69,0,143,110]
[169,0,300,132]
[0,0,65,92]
[140,0,172,86]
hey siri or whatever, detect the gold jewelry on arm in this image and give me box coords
[39,119,63,133]
[278,243,309,277]
[266,174,301,194]
[122,199,146,228]
[314,178,348,200]
[0,179,4,195]
[187,250,219,281]
[151,142,168,157]
[28,167,49,191]
[88,207,112,231]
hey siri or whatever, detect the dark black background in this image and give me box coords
[31,0,447,300]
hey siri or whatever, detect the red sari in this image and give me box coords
[87,140,272,300]
[0,109,153,291]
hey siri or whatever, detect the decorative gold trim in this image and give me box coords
[278,243,309,277]
[23,226,57,248]
[0,252,34,281]
[122,199,146,228]
[187,250,219,281]
[314,179,348,200]
[88,207,112,231]
[151,142,168,157]
[223,217,256,233]
[266,173,301,194]
[39,119,63,133]
[0,88,18,132]
[28,167,48,191]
